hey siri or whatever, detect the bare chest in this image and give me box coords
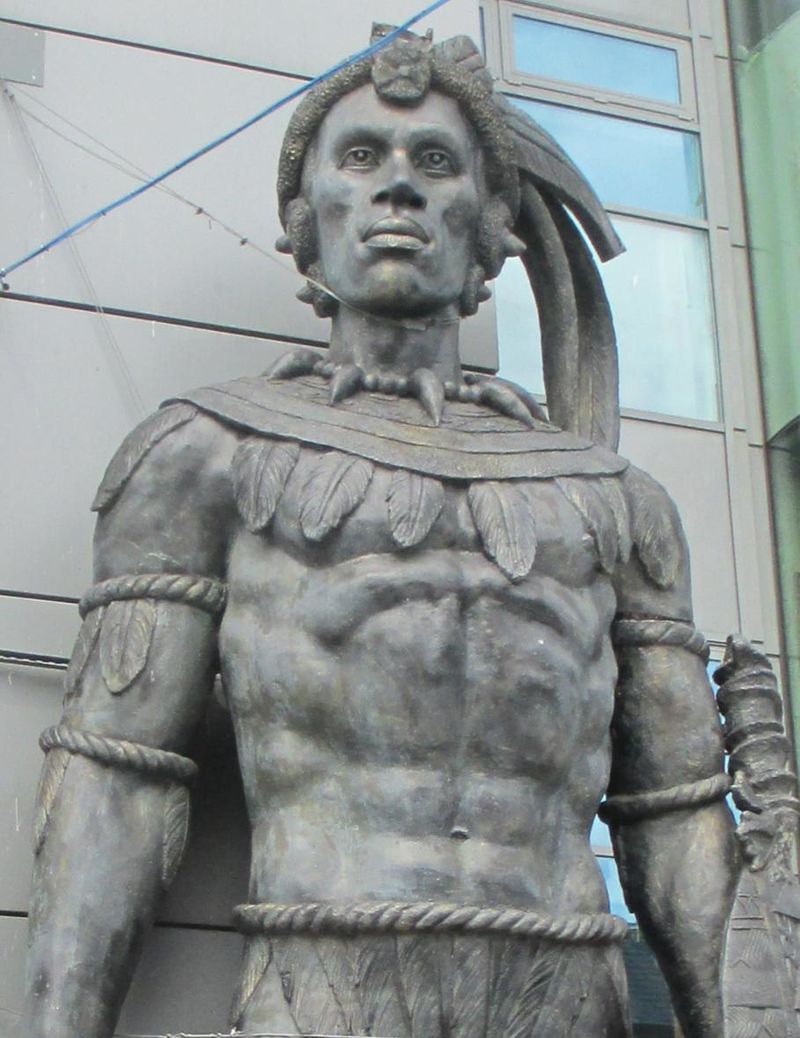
[220,451,621,780]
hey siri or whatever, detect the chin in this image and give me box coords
[343,266,458,318]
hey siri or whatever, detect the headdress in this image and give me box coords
[277,27,624,450]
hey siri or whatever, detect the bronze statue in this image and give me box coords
[18,27,799,1038]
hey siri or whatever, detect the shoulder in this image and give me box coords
[619,463,687,590]
[611,460,693,614]
[92,402,240,517]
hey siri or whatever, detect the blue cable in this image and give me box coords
[0,0,451,283]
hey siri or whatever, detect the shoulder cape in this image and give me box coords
[170,375,627,482]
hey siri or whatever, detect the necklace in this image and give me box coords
[265,347,547,428]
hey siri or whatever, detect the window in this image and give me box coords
[485,3,721,424]
[514,99,704,219]
[511,15,681,105]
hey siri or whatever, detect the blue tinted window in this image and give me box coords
[512,15,680,104]
[597,855,636,923]
[495,216,720,422]
[591,814,613,853]
[514,98,705,219]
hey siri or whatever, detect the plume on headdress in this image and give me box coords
[432,35,623,451]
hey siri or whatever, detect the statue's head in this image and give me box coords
[276,27,626,450]
[276,29,523,319]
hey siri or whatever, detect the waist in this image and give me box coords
[233,898,628,946]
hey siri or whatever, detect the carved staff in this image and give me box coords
[716,636,800,1035]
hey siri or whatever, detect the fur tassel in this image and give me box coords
[272,936,352,1034]
[555,477,618,574]
[161,782,190,888]
[32,749,70,854]
[598,475,632,564]
[63,608,104,705]
[230,937,272,1029]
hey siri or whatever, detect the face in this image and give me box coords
[305,85,483,318]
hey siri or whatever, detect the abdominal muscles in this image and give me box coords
[221,544,617,915]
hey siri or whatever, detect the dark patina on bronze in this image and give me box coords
[18,25,799,1038]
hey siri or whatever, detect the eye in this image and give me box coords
[418,149,455,176]
[341,147,379,170]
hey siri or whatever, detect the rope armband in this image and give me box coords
[39,725,198,784]
[80,573,227,618]
[234,899,628,946]
[599,772,731,825]
[612,617,709,661]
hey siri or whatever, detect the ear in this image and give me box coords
[284,198,318,274]
[459,263,491,316]
[476,197,516,279]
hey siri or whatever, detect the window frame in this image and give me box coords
[499,2,697,123]
[482,0,726,428]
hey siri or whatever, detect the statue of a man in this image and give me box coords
[20,29,739,1038]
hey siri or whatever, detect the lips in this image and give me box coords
[363,217,430,251]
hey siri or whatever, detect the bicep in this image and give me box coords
[610,466,724,793]
[61,412,235,749]
[62,601,218,751]
[610,644,724,795]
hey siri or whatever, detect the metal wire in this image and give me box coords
[5,89,323,293]
[1,86,146,417]
[3,83,454,328]
[0,0,452,281]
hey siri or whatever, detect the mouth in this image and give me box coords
[362,217,430,252]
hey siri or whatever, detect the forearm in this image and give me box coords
[20,596,213,1038]
[20,755,187,1038]
[608,627,738,1037]
[611,803,737,1038]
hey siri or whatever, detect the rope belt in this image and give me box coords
[80,573,227,619]
[612,618,709,661]
[233,900,628,945]
[599,773,731,824]
[39,725,198,784]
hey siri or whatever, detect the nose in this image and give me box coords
[372,157,426,210]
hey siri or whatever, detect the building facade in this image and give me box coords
[0,1,793,1034]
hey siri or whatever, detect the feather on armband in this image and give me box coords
[68,573,226,698]
[35,726,197,881]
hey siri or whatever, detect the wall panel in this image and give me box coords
[0,300,292,598]
[0,0,480,79]
[0,915,243,1037]
[0,662,251,926]
[619,418,740,641]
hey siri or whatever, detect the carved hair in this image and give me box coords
[276,38,522,318]
[277,31,626,450]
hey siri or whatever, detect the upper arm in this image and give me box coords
[608,465,724,794]
[62,406,238,751]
